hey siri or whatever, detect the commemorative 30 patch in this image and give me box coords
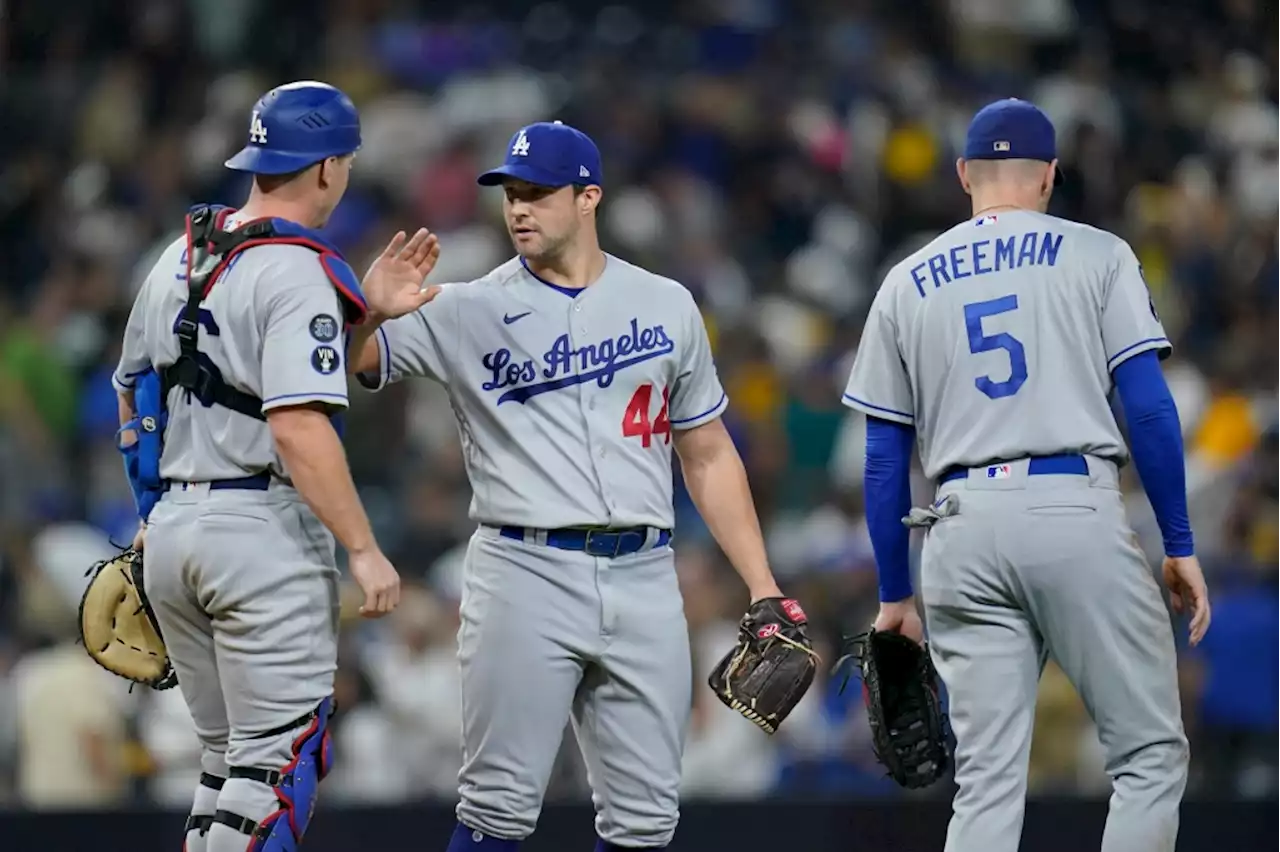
[311,345,340,375]
[309,313,339,342]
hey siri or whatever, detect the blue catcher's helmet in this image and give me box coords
[225,81,361,175]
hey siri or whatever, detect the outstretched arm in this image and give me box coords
[347,228,441,377]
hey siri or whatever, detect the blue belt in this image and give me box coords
[499,525,672,558]
[166,472,272,491]
[939,453,1089,485]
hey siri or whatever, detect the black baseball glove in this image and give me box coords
[708,597,819,734]
[834,628,951,789]
[78,547,178,691]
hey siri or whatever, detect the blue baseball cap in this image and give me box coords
[225,81,361,175]
[477,121,603,189]
[963,98,1063,186]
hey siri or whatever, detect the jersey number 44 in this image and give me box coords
[622,383,671,447]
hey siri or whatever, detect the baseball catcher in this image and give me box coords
[835,628,951,789]
[708,597,819,734]
[79,547,178,691]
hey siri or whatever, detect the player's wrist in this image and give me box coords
[344,539,380,558]
[747,579,783,603]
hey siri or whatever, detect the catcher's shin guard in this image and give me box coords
[183,772,225,852]
[213,697,335,851]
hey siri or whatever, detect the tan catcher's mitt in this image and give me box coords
[78,547,178,690]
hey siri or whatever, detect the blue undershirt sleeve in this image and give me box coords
[1112,349,1195,556]
[864,416,916,602]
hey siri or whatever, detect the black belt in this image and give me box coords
[939,453,1088,484]
[499,525,672,558]
[166,472,272,491]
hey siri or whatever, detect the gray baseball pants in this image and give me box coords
[918,455,1188,852]
[455,525,691,848]
[143,482,340,852]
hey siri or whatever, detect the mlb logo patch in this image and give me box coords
[986,464,1012,480]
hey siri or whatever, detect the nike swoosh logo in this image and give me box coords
[503,311,532,325]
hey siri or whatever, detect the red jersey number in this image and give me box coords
[621,383,671,448]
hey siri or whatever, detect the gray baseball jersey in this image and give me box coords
[846,208,1189,852]
[114,216,353,852]
[358,254,729,528]
[359,253,726,848]
[113,222,350,481]
[843,209,1169,477]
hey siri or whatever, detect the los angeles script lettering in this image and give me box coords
[482,319,674,404]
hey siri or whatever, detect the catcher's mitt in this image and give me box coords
[834,629,951,789]
[708,597,819,734]
[78,548,178,690]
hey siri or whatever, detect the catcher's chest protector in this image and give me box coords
[162,205,369,422]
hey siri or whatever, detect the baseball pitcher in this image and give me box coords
[109,81,436,852]
[842,99,1211,852]
[348,121,817,852]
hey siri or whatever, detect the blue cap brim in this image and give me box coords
[225,145,354,175]
[477,164,575,188]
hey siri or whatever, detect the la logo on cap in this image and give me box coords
[512,129,530,157]
[249,111,268,144]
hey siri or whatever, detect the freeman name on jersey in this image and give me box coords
[482,318,675,405]
[909,230,1064,298]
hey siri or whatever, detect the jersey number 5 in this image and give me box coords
[622,383,671,447]
[963,295,1027,399]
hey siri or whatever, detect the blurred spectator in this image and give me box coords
[1182,428,1279,800]
[8,524,131,808]
[362,581,465,799]
[0,0,1274,808]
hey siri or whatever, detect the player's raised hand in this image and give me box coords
[873,598,925,646]
[348,548,402,618]
[1161,554,1211,645]
[363,228,442,319]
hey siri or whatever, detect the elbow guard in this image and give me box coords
[118,368,168,522]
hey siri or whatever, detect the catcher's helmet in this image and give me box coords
[225,81,361,175]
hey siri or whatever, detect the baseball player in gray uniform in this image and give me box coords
[112,82,438,852]
[842,99,1211,852]
[347,121,798,852]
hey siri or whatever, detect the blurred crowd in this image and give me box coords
[0,0,1275,811]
